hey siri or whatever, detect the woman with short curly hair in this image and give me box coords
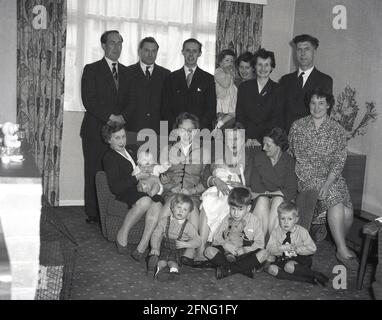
[251,127,298,238]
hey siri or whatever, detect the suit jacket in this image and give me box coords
[102,147,141,205]
[124,62,170,134]
[236,78,284,140]
[280,67,333,133]
[80,58,129,141]
[161,67,216,130]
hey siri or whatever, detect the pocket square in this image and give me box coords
[197,88,202,92]
[261,91,267,96]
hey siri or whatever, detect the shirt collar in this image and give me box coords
[140,61,154,75]
[308,114,330,128]
[280,225,297,235]
[181,143,192,155]
[184,65,197,76]
[170,214,186,224]
[228,212,251,226]
[105,57,118,72]
[298,66,314,78]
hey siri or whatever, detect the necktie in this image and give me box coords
[112,63,118,89]
[145,66,151,80]
[186,68,194,88]
[281,231,292,259]
[297,72,305,89]
[282,231,292,245]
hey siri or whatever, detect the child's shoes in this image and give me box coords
[216,266,231,280]
[168,271,180,282]
[313,271,330,287]
[155,267,171,282]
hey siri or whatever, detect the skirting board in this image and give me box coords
[59,200,84,206]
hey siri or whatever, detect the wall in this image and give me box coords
[262,0,296,81]
[293,0,382,215]
[0,0,17,123]
[59,0,297,204]
[59,111,84,205]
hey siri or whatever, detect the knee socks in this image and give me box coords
[210,251,261,278]
[293,264,316,278]
[230,252,262,278]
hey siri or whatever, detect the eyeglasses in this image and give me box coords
[178,128,194,134]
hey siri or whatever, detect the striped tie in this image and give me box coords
[186,68,194,88]
[112,63,118,89]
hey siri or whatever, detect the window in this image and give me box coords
[64,0,218,111]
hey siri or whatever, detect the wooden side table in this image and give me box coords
[357,220,382,290]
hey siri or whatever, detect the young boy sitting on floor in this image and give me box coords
[147,194,201,281]
[266,201,329,286]
[204,187,269,279]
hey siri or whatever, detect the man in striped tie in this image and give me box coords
[161,38,216,130]
[80,30,129,225]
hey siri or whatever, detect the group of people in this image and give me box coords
[80,30,358,284]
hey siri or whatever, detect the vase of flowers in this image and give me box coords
[330,86,378,140]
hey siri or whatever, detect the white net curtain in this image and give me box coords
[64,0,219,111]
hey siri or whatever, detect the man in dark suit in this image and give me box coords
[80,30,129,224]
[161,38,216,130]
[280,34,333,132]
[124,37,170,135]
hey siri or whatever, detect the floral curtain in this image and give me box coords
[216,0,263,59]
[17,0,67,206]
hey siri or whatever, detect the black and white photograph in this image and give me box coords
[0,0,381,308]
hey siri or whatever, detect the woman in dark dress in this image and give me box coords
[251,128,297,238]
[236,49,284,149]
[102,122,163,261]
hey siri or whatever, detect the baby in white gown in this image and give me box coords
[201,164,245,242]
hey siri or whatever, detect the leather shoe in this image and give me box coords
[168,271,180,282]
[254,261,268,274]
[180,256,194,267]
[336,252,359,271]
[192,259,215,269]
[313,271,330,287]
[156,267,171,282]
[216,266,231,280]
[115,241,129,255]
[131,249,146,262]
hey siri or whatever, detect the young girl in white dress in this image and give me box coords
[214,49,238,131]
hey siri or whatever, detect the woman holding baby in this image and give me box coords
[101,122,163,261]
[194,122,252,265]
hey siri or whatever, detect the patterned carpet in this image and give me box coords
[52,206,374,300]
